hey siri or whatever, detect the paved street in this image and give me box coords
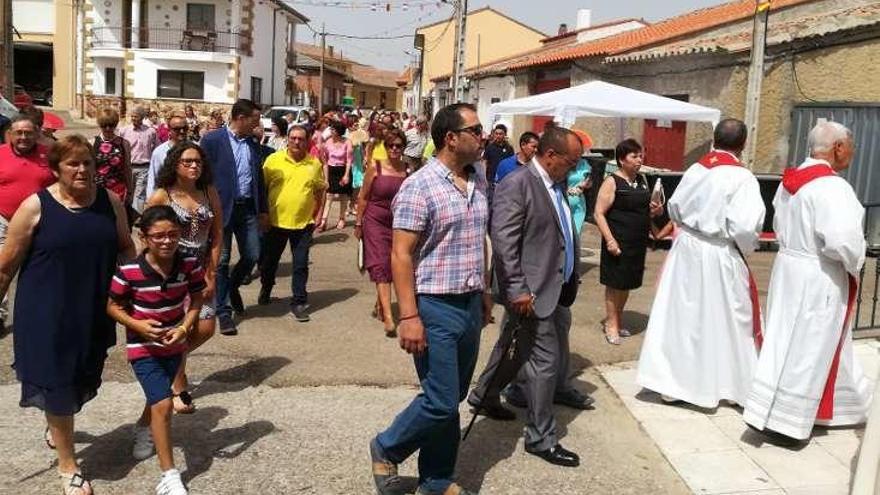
[0,224,866,494]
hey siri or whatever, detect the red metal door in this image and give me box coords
[643,119,687,171]
[532,78,570,134]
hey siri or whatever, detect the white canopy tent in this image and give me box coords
[486,80,722,128]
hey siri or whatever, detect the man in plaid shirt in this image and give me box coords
[369,103,491,495]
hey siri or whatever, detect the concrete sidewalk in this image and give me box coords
[1,375,688,494]
[599,340,879,495]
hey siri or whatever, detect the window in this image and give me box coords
[380,91,386,108]
[360,91,366,106]
[105,67,117,95]
[251,76,263,105]
[186,4,215,31]
[490,97,501,104]
[157,70,204,100]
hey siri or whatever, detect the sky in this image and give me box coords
[288,0,728,72]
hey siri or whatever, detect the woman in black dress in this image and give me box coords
[594,139,662,345]
[0,135,135,494]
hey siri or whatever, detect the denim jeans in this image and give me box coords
[216,200,261,318]
[130,164,150,213]
[259,225,313,305]
[376,292,482,493]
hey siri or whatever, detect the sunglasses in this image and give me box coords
[455,124,483,137]
[387,142,405,150]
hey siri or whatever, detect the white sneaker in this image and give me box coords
[156,469,188,495]
[132,424,155,460]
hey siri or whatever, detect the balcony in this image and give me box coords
[91,26,249,54]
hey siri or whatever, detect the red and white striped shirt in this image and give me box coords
[109,252,206,361]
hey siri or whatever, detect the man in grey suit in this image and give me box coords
[467,126,586,467]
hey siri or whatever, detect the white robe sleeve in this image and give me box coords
[725,175,766,254]
[814,179,866,276]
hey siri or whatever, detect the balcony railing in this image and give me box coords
[91,26,249,54]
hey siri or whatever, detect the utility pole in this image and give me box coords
[318,22,325,112]
[0,0,14,98]
[742,0,771,168]
[451,0,468,103]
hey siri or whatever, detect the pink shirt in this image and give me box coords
[0,144,55,219]
[322,139,352,168]
[118,124,158,164]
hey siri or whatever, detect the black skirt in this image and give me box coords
[327,166,353,195]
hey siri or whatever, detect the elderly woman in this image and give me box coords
[594,138,662,345]
[354,128,408,336]
[0,135,135,495]
[146,141,222,414]
[93,107,132,205]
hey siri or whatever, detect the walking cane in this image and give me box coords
[462,322,520,441]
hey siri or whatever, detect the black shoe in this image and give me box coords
[554,389,596,410]
[467,396,516,421]
[229,287,245,314]
[290,304,310,322]
[746,423,805,447]
[526,443,580,467]
[502,389,528,408]
[258,286,271,306]
[369,437,401,495]
[218,315,237,336]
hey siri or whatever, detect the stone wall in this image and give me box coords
[82,94,232,121]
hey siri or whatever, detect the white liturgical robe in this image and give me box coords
[637,150,766,408]
[744,157,871,440]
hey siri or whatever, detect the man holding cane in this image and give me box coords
[466,126,585,467]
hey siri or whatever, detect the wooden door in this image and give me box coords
[643,119,687,170]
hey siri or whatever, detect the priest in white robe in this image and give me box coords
[744,121,870,441]
[637,119,766,408]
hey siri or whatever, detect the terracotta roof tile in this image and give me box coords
[350,65,400,89]
[510,0,816,69]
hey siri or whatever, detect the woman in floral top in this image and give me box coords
[93,107,132,204]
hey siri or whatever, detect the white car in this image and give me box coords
[261,106,311,139]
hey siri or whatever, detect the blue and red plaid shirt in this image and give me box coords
[392,157,488,295]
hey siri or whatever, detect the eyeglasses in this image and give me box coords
[178,158,203,167]
[169,126,188,132]
[455,124,483,138]
[145,231,181,242]
[387,142,404,150]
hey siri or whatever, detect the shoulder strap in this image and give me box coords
[375,160,383,175]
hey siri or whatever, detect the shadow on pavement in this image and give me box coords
[312,232,349,244]
[69,406,274,484]
[195,356,292,398]
[238,288,359,320]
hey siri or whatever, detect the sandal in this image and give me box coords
[605,333,622,345]
[336,219,346,230]
[59,471,92,495]
[45,426,56,449]
[384,324,397,338]
[619,328,632,338]
[172,391,196,414]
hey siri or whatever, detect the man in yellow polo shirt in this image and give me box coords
[258,124,326,322]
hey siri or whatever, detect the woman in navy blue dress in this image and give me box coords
[0,135,135,495]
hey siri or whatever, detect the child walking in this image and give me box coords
[108,205,206,495]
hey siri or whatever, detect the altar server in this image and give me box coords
[637,119,765,408]
[744,120,870,441]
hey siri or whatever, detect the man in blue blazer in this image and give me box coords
[200,99,268,335]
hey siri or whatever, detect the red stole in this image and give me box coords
[697,151,763,349]
[697,150,742,169]
[781,163,855,420]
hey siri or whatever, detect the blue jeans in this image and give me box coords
[376,292,482,493]
[259,225,313,305]
[216,200,261,318]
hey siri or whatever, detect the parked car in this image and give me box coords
[261,105,311,139]
[12,85,33,109]
[28,87,53,106]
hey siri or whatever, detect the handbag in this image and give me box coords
[357,238,365,273]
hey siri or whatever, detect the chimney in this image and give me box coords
[576,9,592,30]
[557,23,568,36]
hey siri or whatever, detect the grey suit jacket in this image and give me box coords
[491,161,580,319]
